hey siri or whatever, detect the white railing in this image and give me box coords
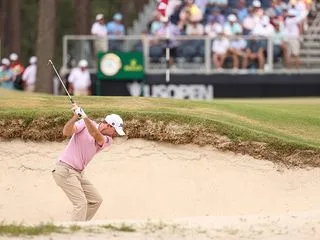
[62,35,320,75]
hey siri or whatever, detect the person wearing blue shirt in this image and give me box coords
[106,13,125,51]
[106,13,125,36]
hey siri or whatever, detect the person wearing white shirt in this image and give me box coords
[68,60,91,96]
[22,56,37,92]
[229,34,248,70]
[283,8,308,69]
[91,14,108,53]
[212,25,230,70]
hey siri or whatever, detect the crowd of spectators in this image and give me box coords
[146,0,315,70]
[91,12,126,53]
[0,53,37,91]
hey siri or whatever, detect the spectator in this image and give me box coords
[252,15,275,52]
[271,19,289,66]
[229,33,248,69]
[155,18,181,65]
[224,14,243,36]
[107,13,125,36]
[205,16,224,37]
[235,0,249,23]
[196,0,209,14]
[91,14,108,53]
[107,13,125,51]
[22,56,37,92]
[186,19,205,35]
[184,19,205,61]
[208,0,229,9]
[283,8,308,69]
[212,25,230,70]
[207,7,225,25]
[265,0,284,18]
[148,11,163,35]
[9,53,25,90]
[178,0,203,30]
[0,58,15,90]
[242,6,257,35]
[246,36,265,70]
[68,59,92,96]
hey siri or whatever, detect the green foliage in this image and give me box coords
[19,0,129,67]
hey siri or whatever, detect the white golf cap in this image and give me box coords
[78,59,88,68]
[29,56,37,64]
[228,14,237,22]
[96,13,104,21]
[252,0,261,7]
[104,114,125,136]
[1,58,10,65]
[9,53,18,61]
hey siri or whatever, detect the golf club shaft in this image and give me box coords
[48,60,74,104]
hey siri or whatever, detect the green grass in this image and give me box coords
[0,222,64,236]
[102,223,136,232]
[0,88,319,150]
[0,222,136,236]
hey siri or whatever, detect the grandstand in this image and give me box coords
[64,0,320,74]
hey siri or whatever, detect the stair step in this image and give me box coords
[300,49,320,55]
[300,57,320,63]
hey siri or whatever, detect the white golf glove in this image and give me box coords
[74,107,87,119]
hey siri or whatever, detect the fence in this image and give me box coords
[62,35,319,75]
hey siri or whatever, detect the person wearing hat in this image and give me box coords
[211,24,230,71]
[283,8,308,69]
[22,56,37,92]
[9,53,25,90]
[224,14,243,36]
[52,103,125,221]
[106,13,125,51]
[107,13,125,36]
[0,58,15,90]
[68,59,91,96]
[91,13,108,53]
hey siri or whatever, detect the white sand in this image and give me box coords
[1,139,320,239]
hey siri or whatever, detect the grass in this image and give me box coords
[0,222,64,236]
[0,222,135,236]
[0,88,320,150]
[102,223,136,232]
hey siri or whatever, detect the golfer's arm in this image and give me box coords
[83,117,105,145]
[62,115,78,137]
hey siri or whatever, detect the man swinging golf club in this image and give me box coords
[52,103,125,221]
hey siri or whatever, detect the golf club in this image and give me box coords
[48,59,74,104]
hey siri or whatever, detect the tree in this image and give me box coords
[74,0,90,35]
[10,0,21,55]
[35,0,58,93]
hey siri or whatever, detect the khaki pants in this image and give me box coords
[52,163,103,221]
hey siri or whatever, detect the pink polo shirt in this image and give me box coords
[58,119,112,171]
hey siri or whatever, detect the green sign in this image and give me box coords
[97,51,144,80]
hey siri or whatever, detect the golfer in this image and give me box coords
[52,103,125,221]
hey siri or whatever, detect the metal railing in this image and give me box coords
[63,35,320,75]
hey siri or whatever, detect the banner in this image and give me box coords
[97,51,144,80]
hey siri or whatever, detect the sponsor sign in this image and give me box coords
[97,51,144,80]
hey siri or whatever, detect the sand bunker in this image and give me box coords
[1,139,320,239]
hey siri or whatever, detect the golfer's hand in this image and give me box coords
[74,107,87,119]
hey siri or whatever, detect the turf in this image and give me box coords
[0,88,319,151]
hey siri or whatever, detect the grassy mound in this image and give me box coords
[0,88,319,168]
